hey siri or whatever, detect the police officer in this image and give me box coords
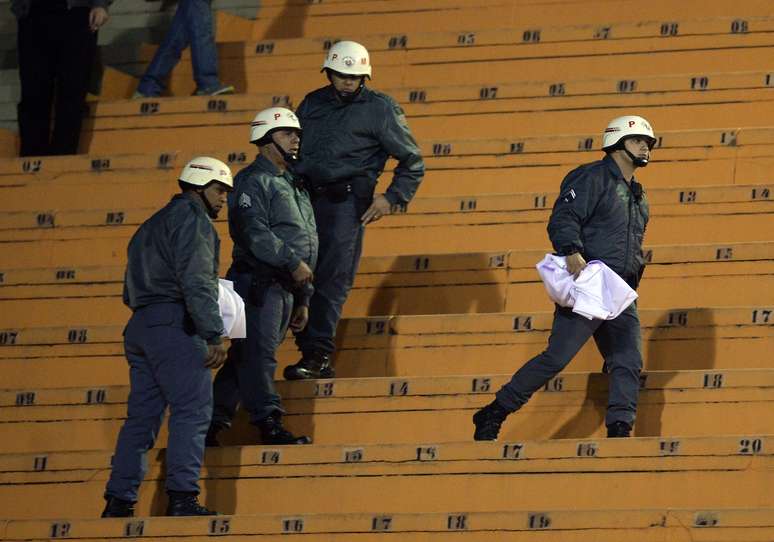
[284,40,425,380]
[473,115,655,440]
[206,107,317,446]
[101,157,233,518]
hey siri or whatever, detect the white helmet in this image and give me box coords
[249,107,302,144]
[321,40,372,78]
[602,115,656,150]
[179,156,233,189]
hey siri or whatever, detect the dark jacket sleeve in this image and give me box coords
[547,166,604,256]
[171,211,224,344]
[295,96,311,126]
[232,177,302,273]
[122,277,130,307]
[377,98,425,205]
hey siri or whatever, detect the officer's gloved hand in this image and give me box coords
[205,342,228,369]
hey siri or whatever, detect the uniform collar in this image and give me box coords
[253,153,299,185]
[177,191,210,216]
[603,154,636,184]
[325,84,369,104]
[253,153,283,176]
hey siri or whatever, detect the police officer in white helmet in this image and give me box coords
[285,40,425,380]
[473,115,655,441]
[206,107,317,446]
[102,157,233,518]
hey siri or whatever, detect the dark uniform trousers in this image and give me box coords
[17,5,97,156]
[211,269,293,427]
[105,303,213,501]
[295,193,365,356]
[496,302,643,427]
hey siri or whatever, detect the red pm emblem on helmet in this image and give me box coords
[274,113,282,120]
[628,120,636,127]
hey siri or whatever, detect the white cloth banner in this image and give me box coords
[536,254,638,320]
[218,279,247,338]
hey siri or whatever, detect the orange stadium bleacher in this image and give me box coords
[1,0,774,540]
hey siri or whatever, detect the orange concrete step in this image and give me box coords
[2,180,770,232]
[0,430,772,516]
[0,323,770,390]
[88,84,774,135]
[1,365,772,451]
[0,435,771,521]
[145,9,774,64]
[1,201,771,257]
[3,508,774,541]
[246,0,774,40]
[81,100,774,155]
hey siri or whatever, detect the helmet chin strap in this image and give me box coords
[624,148,649,168]
[196,189,219,219]
[271,135,298,164]
[326,70,365,102]
[335,82,364,103]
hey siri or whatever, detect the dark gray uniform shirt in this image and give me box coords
[228,154,319,306]
[294,85,425,205]
[548,155,650,289]
[123,192,224,344]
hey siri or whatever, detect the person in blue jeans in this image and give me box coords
[134,0,233,97]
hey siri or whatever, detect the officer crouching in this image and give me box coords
[206,107,317,446]
[101,157,233,518]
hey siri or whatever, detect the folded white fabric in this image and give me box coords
[218,278,247,339]
[536,254,638,320]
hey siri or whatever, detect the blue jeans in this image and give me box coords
[496,303,643,427]
[137,0,221,96]
[211,271,292,427]
[295,194,365,356]
[105,303,213,501]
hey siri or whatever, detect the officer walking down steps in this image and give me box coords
[473,116,656,441]
[102,157,233,518]
[284,40,425,380]
[207,107,317,446]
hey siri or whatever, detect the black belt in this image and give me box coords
[311,181,353,194]
[232,261,296,292]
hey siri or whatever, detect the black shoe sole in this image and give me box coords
[283,366,317,380]
[101,511,134,518]
[262,435,313,445]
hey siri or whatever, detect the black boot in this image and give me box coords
[606,421,632,438]
[166,491,218,516]
[205,424,225,447]
[101,496,135,518]
[257,413,312,445]
[283,351,335,380]
[472,399,511,441]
